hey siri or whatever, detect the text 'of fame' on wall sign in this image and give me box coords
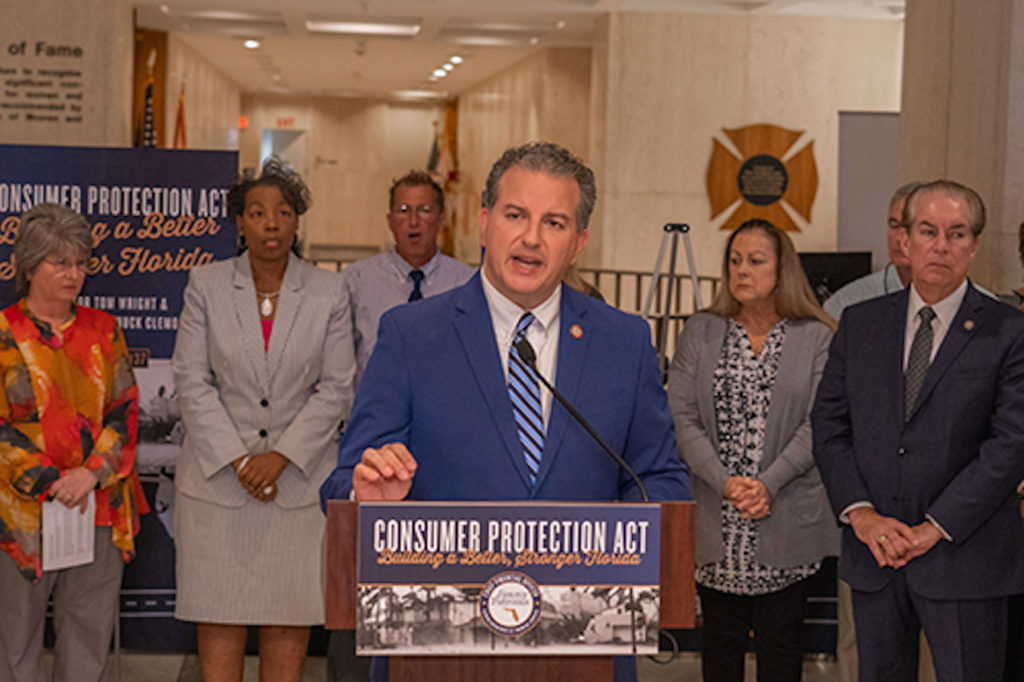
[706,123,818,232]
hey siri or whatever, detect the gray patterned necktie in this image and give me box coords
[904,306,936,420]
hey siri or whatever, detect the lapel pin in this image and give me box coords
[570,323,583,339]
[964,320,975,331]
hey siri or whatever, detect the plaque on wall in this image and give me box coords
[706,123,818,232]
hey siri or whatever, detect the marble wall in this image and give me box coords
[901,0,1024,293]
[164,34,242,151]
[454,48,593,264]
[453,14,903,278]
[2,0,132,146]
[597,13,903,276]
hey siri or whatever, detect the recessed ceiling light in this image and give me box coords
[244,39,260,49]
[449,55,464,64]
[442,63,454,71]
[306,15,421,38]
[432,68,448,78]
[530,37,540,45]
[392,90,445,100]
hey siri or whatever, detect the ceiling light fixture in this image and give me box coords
[449,55,464,64]
[244,39,261,49]
[306,15,421,38]
[442,63,454,71]
[432,68,448,78]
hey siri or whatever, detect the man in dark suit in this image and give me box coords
[320,141,691,681]
[812,180,1024,681]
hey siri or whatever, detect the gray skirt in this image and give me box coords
[174,489,325,625]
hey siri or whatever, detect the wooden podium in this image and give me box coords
[325,500,695,682]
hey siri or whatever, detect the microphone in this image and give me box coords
[513,338,649,502]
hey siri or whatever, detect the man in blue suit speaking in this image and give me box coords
[320,141,691,679]
[812,180,1024,681]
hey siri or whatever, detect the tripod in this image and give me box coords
[642,223,704,375]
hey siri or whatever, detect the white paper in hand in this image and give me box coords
[42,494,96,572]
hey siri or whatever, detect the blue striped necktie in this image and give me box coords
[508,312,544,483]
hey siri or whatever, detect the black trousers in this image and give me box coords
[327,629,372,682]
[698,575,814,682]
[1005,593,1024,681]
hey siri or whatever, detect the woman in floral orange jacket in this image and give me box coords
[0,202,146,682]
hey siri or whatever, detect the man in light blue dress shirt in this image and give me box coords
[823,182,919,322]
[342,171,474,387]
[330,172,472,681]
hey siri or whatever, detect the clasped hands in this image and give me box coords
[352,442,418,501]
[232,451,289,502]
[848,507,943,569]
[48,466,99,513]
[724,476,772,520]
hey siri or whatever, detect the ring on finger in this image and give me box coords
[878,534,888,543]
[263,485,274,495]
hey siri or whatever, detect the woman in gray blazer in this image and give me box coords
[668,219,838,682]
[172,160,355,682]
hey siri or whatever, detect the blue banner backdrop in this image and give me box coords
[0,144,238,355]
[0,144,239,652]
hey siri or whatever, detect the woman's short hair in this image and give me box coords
[14,203,93,298]
[226,157,311,219]
[705,218,836,330]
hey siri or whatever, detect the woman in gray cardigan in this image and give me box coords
[668,219,838,682]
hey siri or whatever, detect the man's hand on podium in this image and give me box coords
[353,442,417,501]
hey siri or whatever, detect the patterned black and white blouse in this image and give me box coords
[695,318,820,595]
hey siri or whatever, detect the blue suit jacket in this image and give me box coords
[812,283,1024,599]
[320,272,691,505]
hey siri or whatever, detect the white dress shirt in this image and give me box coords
[903,279,968,368]
[480,268,560,430]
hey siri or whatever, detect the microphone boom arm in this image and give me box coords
[514,339,650,502]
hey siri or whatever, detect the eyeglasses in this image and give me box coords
[43,256,89,273]
[391,203,441,219]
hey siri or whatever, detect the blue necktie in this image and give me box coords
[508,313,544,483]
[408,270,424,302]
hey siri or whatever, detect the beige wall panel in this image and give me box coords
[3,0,132,146]
[900,0,1024,291]
[165,34,241,151]
[996,2,1024,292]
[455,48,592,263]
[945,0,1011,289]
[602,13,903,274]
[238,95,315,171]
[587,16,611,267]
[899,0,954,182]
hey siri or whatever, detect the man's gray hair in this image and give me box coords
[14,203,93,298]
[902,180,986,237]
[483,141,596,232]
[890,181,923,212]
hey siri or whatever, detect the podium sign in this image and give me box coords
[356,501,661,656]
